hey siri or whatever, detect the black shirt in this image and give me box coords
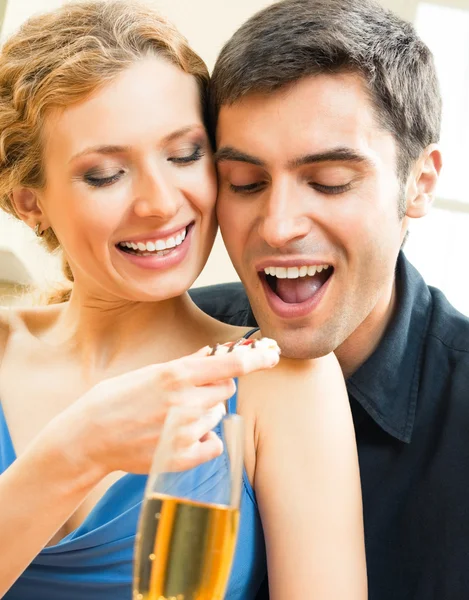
[190,252,469,600]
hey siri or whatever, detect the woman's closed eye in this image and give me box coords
[83,167,126,188]
[168,143,205,165]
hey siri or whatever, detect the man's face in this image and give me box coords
[216,73,409,359]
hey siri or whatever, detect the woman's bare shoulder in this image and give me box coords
[0,306,13,364]
[0,305,10,334]
[239,352,345,415]
[236,356,328,484]
[0,304,61,357]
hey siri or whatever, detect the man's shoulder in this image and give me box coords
[427,286,469,355]
[189,282,255,327]
[423,288,469,412]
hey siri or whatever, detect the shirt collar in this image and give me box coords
[346,252,432,443]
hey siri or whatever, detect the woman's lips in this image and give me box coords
[115,223,193,271]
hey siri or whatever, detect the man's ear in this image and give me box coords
[10,187,50,232]
[405,144,442,219]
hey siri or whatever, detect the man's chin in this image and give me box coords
[256,324,335,360]
[279,342,332,360]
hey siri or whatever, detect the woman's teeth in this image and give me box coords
[118,228,187,255]
[264,265,330,279]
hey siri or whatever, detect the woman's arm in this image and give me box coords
[252,354,367,599]
[0,428,104,594]
[0,309,99,591]
[0,337,279,596]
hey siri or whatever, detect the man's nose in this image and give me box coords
[133,163,183,220]
[258,180,311,248]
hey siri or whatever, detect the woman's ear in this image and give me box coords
[10,187,50,233]
[405,144,442,219]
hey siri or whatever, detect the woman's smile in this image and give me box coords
[115,221,195,271]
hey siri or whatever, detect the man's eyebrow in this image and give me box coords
[69,125,202,164]
[213,146,265,167]
[213,145,373,170]
[289,147,372,168]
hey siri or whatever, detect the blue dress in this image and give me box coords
[0,387,266,599]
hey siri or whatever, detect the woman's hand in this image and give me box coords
[52,342,280,477]
[0,341,279,596]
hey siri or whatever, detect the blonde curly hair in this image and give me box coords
[0,0,210,303]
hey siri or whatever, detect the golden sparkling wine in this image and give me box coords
[133,493,240,600]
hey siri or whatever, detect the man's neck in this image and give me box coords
[336,278,397,379]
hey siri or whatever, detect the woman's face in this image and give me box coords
[37,56,217,302]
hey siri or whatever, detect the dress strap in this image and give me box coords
[243,327,260,339]
[227,385,238,415]
[0,400,17,469]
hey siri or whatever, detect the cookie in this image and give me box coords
[209,337,280,356]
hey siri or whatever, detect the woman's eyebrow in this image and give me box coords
[69,125,204,164]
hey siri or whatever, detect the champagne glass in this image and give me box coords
[133,413,244,600]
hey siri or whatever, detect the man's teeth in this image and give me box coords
[264,265,330,279]
[118,228,187,253]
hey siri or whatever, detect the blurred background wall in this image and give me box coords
[1,0,468,312]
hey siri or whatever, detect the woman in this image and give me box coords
[0,1,366,599]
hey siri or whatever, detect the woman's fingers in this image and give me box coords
[162,345,280,389]
[195,379,237,410]
[171,402,227,447]
[75,339,278,475]
[163,402,226,445]
[161,406,226,472]
[162,378,235,412]
[171,432,224,472]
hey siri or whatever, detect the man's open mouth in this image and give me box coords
[260,264,333,304]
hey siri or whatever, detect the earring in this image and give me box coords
[34,223,43,237]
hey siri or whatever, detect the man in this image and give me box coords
[192,0,469,598]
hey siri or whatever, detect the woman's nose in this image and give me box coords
[133,165,184,220]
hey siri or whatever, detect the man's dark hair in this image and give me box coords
[210,0,442,198]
